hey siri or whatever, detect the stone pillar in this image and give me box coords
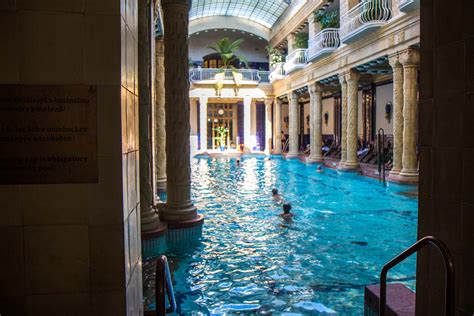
[338,73,348,166]
[308,15,317,45]
[155,38,167,192]
[388,53,404,178]
[273,97,282,154]
[344,69,360,170]
[399,48,420,182]
[308,83,323,162]
[243,95,252,150]
[287,92,299,158]
[161,0,199,223]
[199,95,208,152]
[138,0,159,232]
[287,33,297,54]
[264,98,273,154]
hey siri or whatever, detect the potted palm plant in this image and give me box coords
[208,38,248,95]
[266,45,285,69]
[213,126,229,151]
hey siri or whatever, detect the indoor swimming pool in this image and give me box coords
[144,156,418,314]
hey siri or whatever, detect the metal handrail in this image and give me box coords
[377,128,386,186]
[155,255,177,315]
[282,138,289,152]
[380,236,455,316]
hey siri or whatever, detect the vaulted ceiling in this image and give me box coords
[189,0,291,28]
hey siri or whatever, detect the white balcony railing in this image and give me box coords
[189,68,269,84]
[306,28,340,62]
[398,0,419,12]
[283,48,308,74]
[269,62,286,82]
[340,0,392,44]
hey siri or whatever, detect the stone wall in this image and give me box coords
[0,0,142,314]
[417,0,474,314]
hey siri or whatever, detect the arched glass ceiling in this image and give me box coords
[189,0,291,28]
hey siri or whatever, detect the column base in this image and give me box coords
[388,168,401,182]
[390,169,419,184]
[307,155,323,163]
[140,206,160,233]
[156,178,167,191]
[159,202,198,222]
[285,152,299,159]
[339,161,360,171]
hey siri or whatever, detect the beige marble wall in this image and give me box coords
[0,0,141,314]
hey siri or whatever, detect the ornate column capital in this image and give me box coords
[309,82,323,96]
[388,53,402,69]
[338,72,347,85]
[264,98,273,107]
[275,97,283,106]
[400,48,420,68]
[345,69,360,83]
[287,91,298,103]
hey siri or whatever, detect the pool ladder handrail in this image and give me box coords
[379,236,455,316]
[155,255,177,315]
[376,128,386,186]
[282,138,289,153]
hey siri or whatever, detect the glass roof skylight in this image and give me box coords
[189,0,291,28]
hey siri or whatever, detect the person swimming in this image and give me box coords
[316,165,323,172]
[236,159,241,166]
[272,188,283,203]
[280,203,293,219]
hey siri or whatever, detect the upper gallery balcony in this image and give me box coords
[269,62,286,82]
[306,28,341,62]
[398,0,420,12]
[283,49,308,74]
[189,68,270,85]
[340,0,392,44]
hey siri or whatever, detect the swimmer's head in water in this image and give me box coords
[283,203,292,213]
[272,188,278,196]
[317,166,322,170]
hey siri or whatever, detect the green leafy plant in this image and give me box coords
[207,37,248,69]
[213,126,229,148]
[294,32,309,49]
[266,45,286,68]
[314,9,340,29]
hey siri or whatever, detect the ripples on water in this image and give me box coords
[144,157,418,315]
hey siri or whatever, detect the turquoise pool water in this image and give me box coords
[144,156,418,315]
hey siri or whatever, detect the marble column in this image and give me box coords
[273,98,282,154]
[155,38,167,192]
[399,48,420,181]
[264,98,273,154]
[287,92,299,158]
[139,0,160,232]
[388,53,404,178]
[344,69,360,170]
[287,33,297,54]
[243,95,252,150]
[161,0,198,222]
[199,95,208,152]
[338,73,348,167]
[308,83,323,162]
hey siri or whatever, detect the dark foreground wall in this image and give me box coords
[417,0,474,314]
